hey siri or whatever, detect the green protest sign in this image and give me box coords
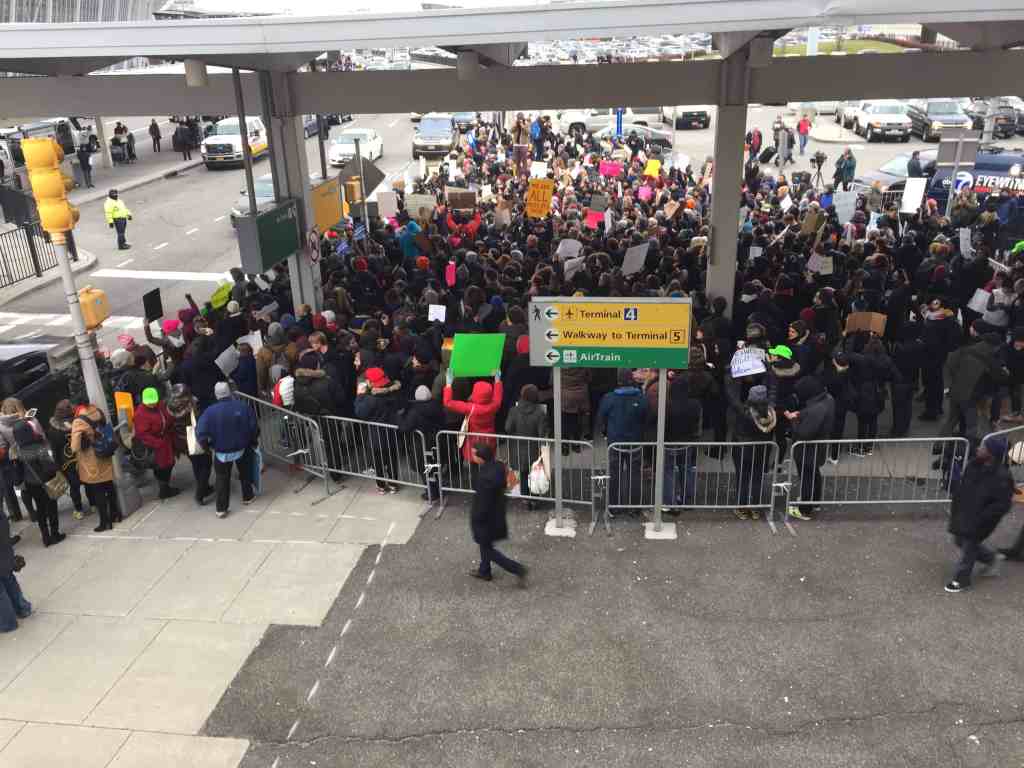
[449,333,505,378]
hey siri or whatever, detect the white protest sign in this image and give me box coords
[900,176,928,214]
[867,212,880,233]
[604,208,614,231]
[530,161,548,179]
[622,243,648,275]
[428,304,447,322]
[236,330,263,355]
[959,227,973,258]
[780,195,794,212]
[377,190,398,219]
[967,288,991,315]
[405,193,435,220]
[748,245,764,262]
[215,345,239,377]
[730,347,767,379]
[556,238,583,260]
[480,184,494,202]
[832,190,858,224]
[564,256,586,281]
[447,159,461,179]
[817,255,834,276]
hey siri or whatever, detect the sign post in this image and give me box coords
[528,297,691,540]
[615,107,624,138]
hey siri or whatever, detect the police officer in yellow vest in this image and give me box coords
[103,189,132,250]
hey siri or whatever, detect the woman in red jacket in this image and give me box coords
[444,369,504,466]
[134,387,181,500]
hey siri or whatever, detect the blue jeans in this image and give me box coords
[799,133,808,155]
[662,447,697,506]
[0,573,31,632]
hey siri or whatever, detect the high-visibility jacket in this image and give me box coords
[104,197,131,224]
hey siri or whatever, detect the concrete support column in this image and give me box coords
[93,117,112,169]
[259,71,323,311]
[705,52,750,316]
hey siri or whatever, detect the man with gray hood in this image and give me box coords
[784,375,834,520]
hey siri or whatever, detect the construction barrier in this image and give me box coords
[318,415,430,493]
[237,393,332,501]
[602,441,781,523]
[783,437,969,518]
[434,429,595,519]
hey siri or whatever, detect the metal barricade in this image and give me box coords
[236,393,332,501]
[317,414,430,494]
[603,441,780,524]
[784,437,969,518]
[435,430,594,520]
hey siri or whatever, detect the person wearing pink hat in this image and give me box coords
[144,317,186,366]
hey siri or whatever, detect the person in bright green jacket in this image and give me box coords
[103,189,132,250]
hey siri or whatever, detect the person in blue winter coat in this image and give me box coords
[196,382,259,518]
[233,342,259,399]
[597,369,649,513]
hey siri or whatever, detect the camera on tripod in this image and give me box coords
[810,151,828,168]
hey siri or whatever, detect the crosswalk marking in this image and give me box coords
[91,268,230,282]
[0,312,143,335]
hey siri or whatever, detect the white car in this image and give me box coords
[328,128,383,167]
[787,101,839,116]
[848,100,912,142]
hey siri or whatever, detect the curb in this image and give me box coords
[0,247,98,305]
[69,159,205,206]
[810,125,858,145]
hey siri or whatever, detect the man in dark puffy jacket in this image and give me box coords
[920,298,962,421]
[397,385,445,501]
[597,369,649,513]
[784,375,834,520]
[354,367,404,494]
[945,435,1014,593]
[942,324,1007,441]
[195,382,259,517]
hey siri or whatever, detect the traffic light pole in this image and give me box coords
[51,232,142,519]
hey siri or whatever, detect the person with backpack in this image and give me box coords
[256,322,298,396]
[530,115,544,161]
[12,419,65,547]
[133,387,181,500]
[71,403,119,533]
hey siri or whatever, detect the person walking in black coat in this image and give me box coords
[945,435,1014,593]
[469,443,527,586]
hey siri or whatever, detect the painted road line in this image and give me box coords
[14,331,40,340]
[45,316,72,326]
[387,118,399,128]
[214,215,226,222]
[0,313,41,325]
[0,326,13,335]
[186,227,199,235]
[91,268,226,282]
[115,258,134,267]
[153,242,169,251]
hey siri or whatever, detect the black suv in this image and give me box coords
[906,99,972,141]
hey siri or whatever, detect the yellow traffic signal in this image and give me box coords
[22,137,79,234]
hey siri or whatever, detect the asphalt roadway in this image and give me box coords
[205,498,1024,767]
[0,105,975,348]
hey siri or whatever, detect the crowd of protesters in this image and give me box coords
[6,110,1024,628]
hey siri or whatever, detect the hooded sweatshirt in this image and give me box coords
[505,400,549,439]
[443,379,504,461]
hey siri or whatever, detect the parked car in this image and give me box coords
[230,172,322,227]
[964,99,1017,139]
[559,107,661,134]
[906,99,972,141]
[854,149,937,192]
[0,343,69,426]
[594,122,674,152]
[786,101,839,116]
[411,113,458,159]
[849,100,912,142]
[328,128,383,167]
[301,113,353,138]
[836,100,869,129]
[660,105,712,129]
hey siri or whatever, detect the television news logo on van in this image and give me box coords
[943,168,1024,195]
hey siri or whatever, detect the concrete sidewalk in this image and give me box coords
[0,247,98,307]
[0,464,423,768]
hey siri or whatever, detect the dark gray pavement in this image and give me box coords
[205,499,1024,767]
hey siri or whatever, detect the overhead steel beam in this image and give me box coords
[923,21,1024,49]
[3,0,1024,65]
[2,49,1024,117]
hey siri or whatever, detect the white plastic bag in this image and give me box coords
[528,455,550,496]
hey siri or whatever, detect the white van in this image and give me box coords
[201,116,268,168]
